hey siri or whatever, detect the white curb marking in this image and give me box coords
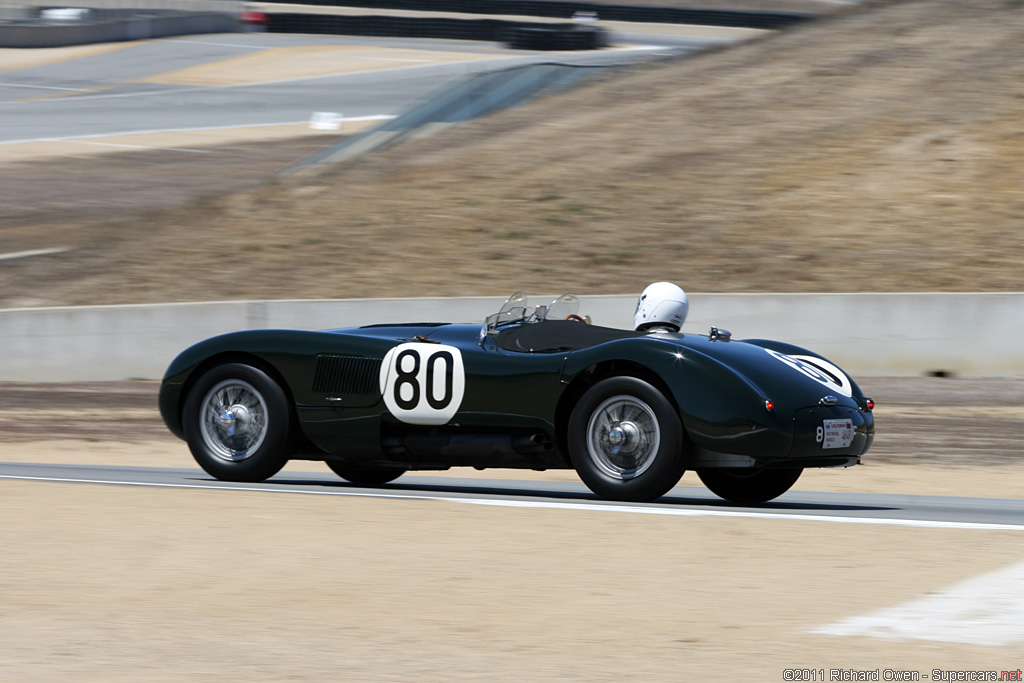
[812,561,1024,645]
[3,473,1024,532]
[0,82,86,92]
[0,116,394,146]
[0,247,70,263]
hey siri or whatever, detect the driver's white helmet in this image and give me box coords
[634,282,688,332]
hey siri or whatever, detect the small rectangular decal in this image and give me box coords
[821,418,854,449]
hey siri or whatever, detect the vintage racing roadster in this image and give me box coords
[159,293,874,504]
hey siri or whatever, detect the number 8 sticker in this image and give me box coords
[380,343,466,425]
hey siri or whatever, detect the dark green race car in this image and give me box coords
[159,293,874,504]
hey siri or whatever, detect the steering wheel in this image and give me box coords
[565,314,587,323]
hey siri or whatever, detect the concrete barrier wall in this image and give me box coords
[1,293,1022,381]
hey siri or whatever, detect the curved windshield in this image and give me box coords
[484,292,583,334]
[484,292,530,333]
[545,293,580,321]
[498,291,527,316]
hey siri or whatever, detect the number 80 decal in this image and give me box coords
[379,343,466,425]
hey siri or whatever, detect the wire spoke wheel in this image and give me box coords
[568,376,685,502]
[198,379,269,461]
[184,363,291,482]
[586,395,661,480]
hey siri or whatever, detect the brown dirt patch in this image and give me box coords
[0,134,345,261]
[0,41,136,71]
[2,475,1023,681]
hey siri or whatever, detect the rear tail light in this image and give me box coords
[764,399,775,413]
[864,398,874,411]
[240,10,268,24]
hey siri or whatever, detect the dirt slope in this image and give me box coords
[1,0,1022,307]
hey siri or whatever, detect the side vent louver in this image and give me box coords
[312,355,382,396]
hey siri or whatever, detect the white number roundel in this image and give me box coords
[379,343,466,425]
[764,349,853,397]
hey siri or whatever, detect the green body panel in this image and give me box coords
[160,324,569,459]
[160,320,874,470]
[561,334,792,458]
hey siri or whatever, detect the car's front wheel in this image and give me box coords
[183,362,292,482]
[568,376,686,502]
[696,467,802,504]
[326,461,406,486]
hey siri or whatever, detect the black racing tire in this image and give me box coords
[696,467,802,504]
[183,362,292,482]
[568,376,686,502]
[326,461,406,486]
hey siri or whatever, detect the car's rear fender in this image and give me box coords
[741,338,871,409]
[552,357,679,465]
[559,338,792,462]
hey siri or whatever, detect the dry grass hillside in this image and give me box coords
[2,0,1023,307]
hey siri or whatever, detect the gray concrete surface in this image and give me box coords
[1,293,1021,381]
[0,33,704,144]
[4,462,1024,529]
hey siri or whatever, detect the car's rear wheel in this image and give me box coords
[697,467,802,504]
[183,362,292,482]
[326,461,406,486]
[568,376,686,502]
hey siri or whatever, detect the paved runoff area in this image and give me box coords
[0,35,522,157]
[0,28,751,162]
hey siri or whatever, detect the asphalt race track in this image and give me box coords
[0,33,719,145]
[4,462,1024,530]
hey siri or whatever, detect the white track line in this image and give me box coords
[813,560,1024,645]
[0,82,87,92]
[0,115,394,146]
[167,39,274,50]
[3,473,1024,531]
[72,140,213,153]
[0,247,69,263]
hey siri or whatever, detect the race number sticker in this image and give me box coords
[379,343,465,425]
[818,418,854,449]
[764,349,853,397]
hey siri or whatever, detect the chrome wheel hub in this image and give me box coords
[216,404,252,436]
[607,422,642,455]
[586,395,661,480]
[199,380,269,462]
